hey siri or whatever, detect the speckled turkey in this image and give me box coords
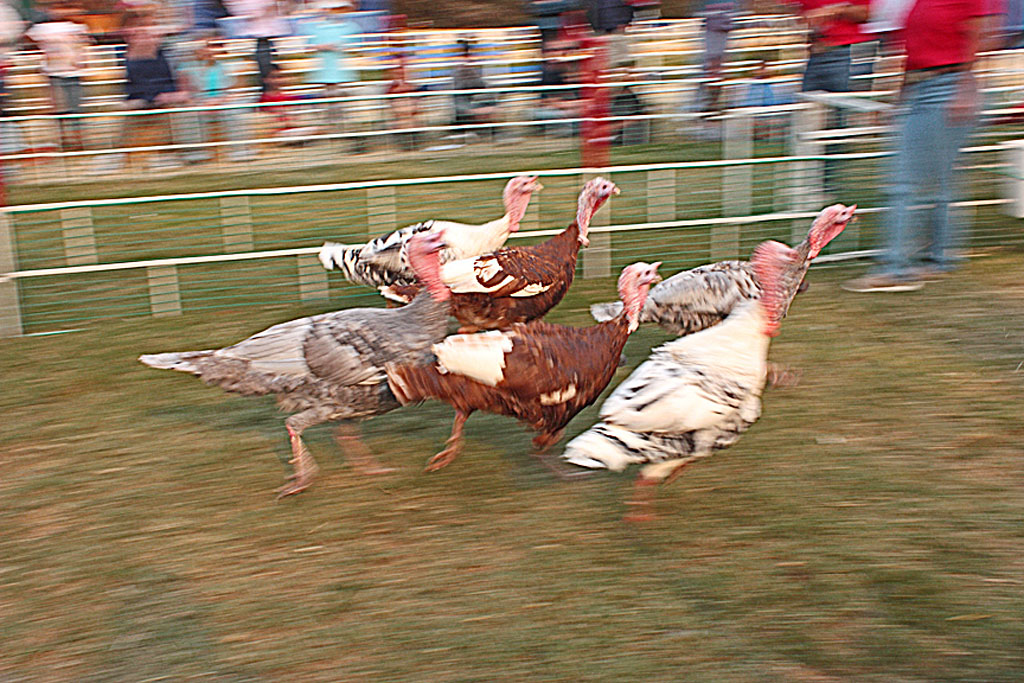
[139,233,452,497]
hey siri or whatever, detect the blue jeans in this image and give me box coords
[879,71,975,277]
[802,45,851,192]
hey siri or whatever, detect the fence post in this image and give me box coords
[146,265,182,317]
[0,211,22,337]
[367,186,396,236]
[788,102,826,243]
[715,111,752,259]
[61,207,98,266]
[647,169,676,224]
[1003,140,1024,219]
[582,171,612,279]
[220,196,255,253]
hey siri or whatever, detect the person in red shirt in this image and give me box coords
[794,1,871,193]
[843,0,1004,292]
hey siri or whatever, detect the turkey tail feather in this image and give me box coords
[139,351,210,374]
[319,241,409,290]
[589,300,623,323]
[562,423,650,472]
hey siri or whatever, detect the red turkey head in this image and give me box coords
[575,177,620,247]
[617,261,662,332]
[751,240,800,337]
[407,231,450,301]
[503,175,543,233]
[807,204,855,259]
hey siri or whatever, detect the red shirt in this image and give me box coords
[795,0,872,46]
[903,0,996,71]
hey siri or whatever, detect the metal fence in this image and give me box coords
[3,111,1021,336]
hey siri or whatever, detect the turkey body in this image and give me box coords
[563,301,770,480]
[591,259,758,336]
[443,221,584,330]
[588,204,854,336]
[387,313,635,462]
[139,290,451,494]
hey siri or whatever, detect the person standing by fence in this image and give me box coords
[792,0,871,194]
[25,2,91,152]
[842,0,1005,292]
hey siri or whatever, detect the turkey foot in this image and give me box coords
[336,423,394,475]
[425,410,467,472]
[766,362,801,389]
[531,452,593,480]
[277,425,320,498]
[623,476,659,523]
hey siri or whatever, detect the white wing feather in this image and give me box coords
[432,330,516,386]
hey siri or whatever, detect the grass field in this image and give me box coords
[2,245,1024,680]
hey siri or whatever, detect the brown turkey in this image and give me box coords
[385,176,619,331]
[138,233,452,498]
[385,261,661,472]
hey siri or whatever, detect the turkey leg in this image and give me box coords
[335,423,394,475]
[278,420,321,498]
[623,475,660,523]
[766,362,801,389]
[425,410,469,472]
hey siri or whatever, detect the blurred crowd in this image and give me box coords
[0,0,1020,178]
[0,0,663,172]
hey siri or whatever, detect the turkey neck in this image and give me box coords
[398,289,451,341]
[533,220,583,262]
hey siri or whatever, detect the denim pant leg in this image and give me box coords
[925,79,974,268]
[802,47,851,191]
[881,73,974,276]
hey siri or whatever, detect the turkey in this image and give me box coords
[562,240,802,521]
[589,204,854,335]
[318,175,541,294]
[386,176,620,332]
[385,261,661,472]
[139,233,452,498]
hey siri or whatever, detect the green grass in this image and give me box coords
[2,250,1024,680]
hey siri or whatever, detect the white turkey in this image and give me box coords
[562,240,802,521]
[318,175,541,293]
[381,176,619,331]
[139,233,452,498]
[589,204,854,335]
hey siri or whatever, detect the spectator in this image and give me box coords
[792,0,871,194]
[842,0,1003,292]
[105,10,205,170]
[258,62,316,142]
[699,1,734,113]
[534,40,581,136]
[26,2,91,151]
[741,59,786,139]
[192,0,229,33]
[586,0,634,67]
[451,39,498,137]
[525,0,579,52]
[303,0,358,130]
[180,37,252,161]
[385,52,424,149]
[608,63,648,145]
[223,0,290,93]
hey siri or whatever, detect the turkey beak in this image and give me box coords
[649,262,662,284]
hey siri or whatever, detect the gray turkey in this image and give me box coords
[139,233,452,497]
[562,239,809,521]
[589,204,854,335]
[318,175,542,294]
